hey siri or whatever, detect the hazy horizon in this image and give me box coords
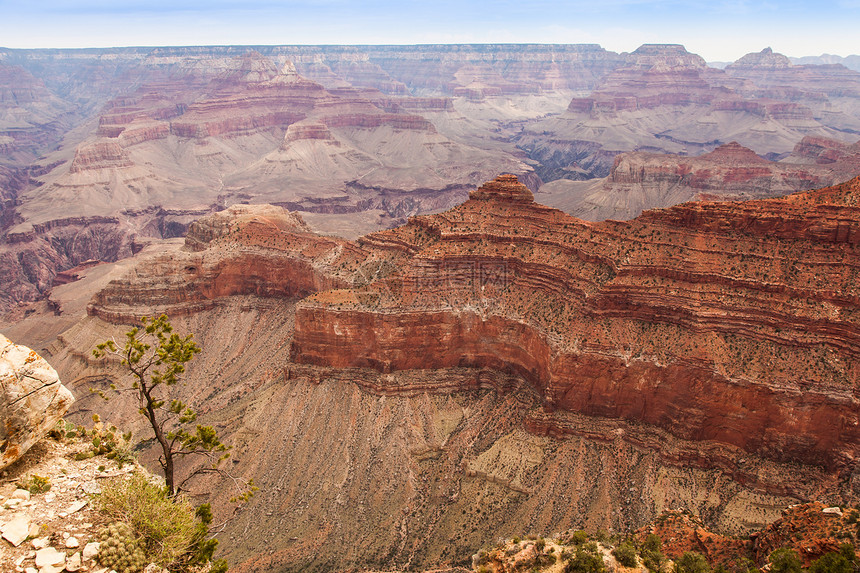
[0,0,857,62]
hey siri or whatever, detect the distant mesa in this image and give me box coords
[727,47,793,69]
[628,43,708,69]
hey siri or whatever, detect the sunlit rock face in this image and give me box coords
[1,334,74,469]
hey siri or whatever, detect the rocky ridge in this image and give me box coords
[286,174,860,482]
[84,175,860,499]
[539,138,860,221]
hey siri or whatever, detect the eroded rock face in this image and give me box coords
[290,174,860,477]
[87,204,375,323]
[0,334,74,469]
[548,139,860,221]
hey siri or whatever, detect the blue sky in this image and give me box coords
[0,0,856,61]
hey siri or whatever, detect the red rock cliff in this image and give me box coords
[290,174,860,475]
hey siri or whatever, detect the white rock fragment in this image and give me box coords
[34,546,66,567]
[80,481,101,495]
[65,551,82,572]
[32,536,49,549]
[27,523,40,538]
[65,501,87,514]
[38,564,65,573]
[82,542,100,560]
[12,489,31,501]
[823,506,843,516]
[43,493,56,504]
[25,567,38,573]
[1,514,32,546]
[65,536,79,548]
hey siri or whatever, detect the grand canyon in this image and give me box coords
[1,42,860,573]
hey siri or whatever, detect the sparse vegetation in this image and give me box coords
[95,472,227,572]
[93,315,243,498]
[69,414,135,467]
[769,548,803,573]
[16,473,51,494]
[613,540,639,568]
[641,533,666,573]
[807,545,857,573]
[565,542,605,573]
[674,552,712,573]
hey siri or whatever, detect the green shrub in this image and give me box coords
[17,474,51,494]
[808,545,856,573]
[674,552,711,573]
[769,548,802,573]
[613,541,638,568]
[568,530,589,546]
[643,534,662,553]
[565,542,605,573]
[95,472,219,571]
[641,535,665,573]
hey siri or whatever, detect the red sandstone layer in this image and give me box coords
[289,174,860,475]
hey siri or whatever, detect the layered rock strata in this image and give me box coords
[86,204,402,323]
[542,139,860,221]
[290,174,860,479]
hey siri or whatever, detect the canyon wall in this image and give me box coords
[290,175,860,477]
[33,176,857,571]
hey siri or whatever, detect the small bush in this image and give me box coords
[95,472,218,571]
[565,542,605,573]
[640,534,665,573]
[17,474,51,494]
[74,416,135,467]
[674,552,711,573]
[808,546,856,573]
[568,530,589,546]
[614,541,638,568]
[643,534,662,554]
[770,548,802,573]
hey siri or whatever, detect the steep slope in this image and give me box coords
[38,176,860,571]
[24,185,859,571]
[0,62,76,165]
[290,175,860,478]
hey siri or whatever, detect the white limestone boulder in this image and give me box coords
[0,334,75,469]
